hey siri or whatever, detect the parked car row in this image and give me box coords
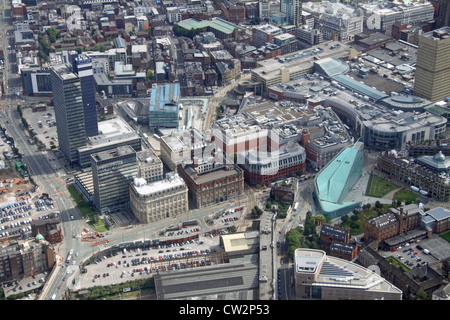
[35,199,53,211]
[165,227,201,237]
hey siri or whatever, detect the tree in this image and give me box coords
[375,201,383,209]
[315,214,326,223]
[45,27,61,43]
[249,17,261,25]
[92,44,107,52]
[251,206,263,219]
[340,214,349,223]
[146,69,154,81]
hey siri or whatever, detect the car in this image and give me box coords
[58,285,61,289]
[62,277,66,281]
[70,215,74,220]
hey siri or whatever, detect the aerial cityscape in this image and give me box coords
[0,0,450,303]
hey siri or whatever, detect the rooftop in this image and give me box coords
[131,172,186,197]
[295,248,402,296]
[316,141,363,204]
[91,145,136,163]
[150,83,180,112]
[252,41,351,80]
[79,118,139,150]
[177,17,244,35]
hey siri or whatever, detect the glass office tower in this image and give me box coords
[50,64,87,165]
[91,145,137,214]
[64,51,99,137]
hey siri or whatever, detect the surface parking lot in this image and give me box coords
[391,245,431,268]
[0,197,58,240]
[382,237,445,270]
[76,235,224,290]
[23,107,58,151]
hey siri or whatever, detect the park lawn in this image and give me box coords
[365,174,398,198]
[393,189,418,204]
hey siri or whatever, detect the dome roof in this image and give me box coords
[434,151,446,162]
[36,233,44,240]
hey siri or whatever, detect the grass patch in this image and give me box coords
[386,256,409,272]
[67,184,95,216]
[365,174,398,198]
[440,231,450,242]
[67,184,106,232]
[393,189,418,204]
[340,204,391,236]
[341,210,378,236]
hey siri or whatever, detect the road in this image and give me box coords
[272,179,314,300]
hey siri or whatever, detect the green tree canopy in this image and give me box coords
[45,27,61,43]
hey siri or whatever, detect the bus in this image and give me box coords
[66,249,73,264]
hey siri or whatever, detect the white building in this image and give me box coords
[136,149,163,183]
[302,1,364,42]
[129,173,189,223]
[294,248,402,300]
[362,2,435,34]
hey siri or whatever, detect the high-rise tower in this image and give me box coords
[50,64,87,165]
[281,0,302,27]
[63,51,98,137]
[91,145,137,214]
[414,27,450,102]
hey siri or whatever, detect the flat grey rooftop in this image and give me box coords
[154,262,259,300]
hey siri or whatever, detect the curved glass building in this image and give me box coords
[314,141,364,218]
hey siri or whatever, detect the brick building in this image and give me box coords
[364,204,422,244]
[329,241,358,261]
[319,224,350,247]
[31,218,63,245]
[178,161,244,209]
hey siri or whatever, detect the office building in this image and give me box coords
[294,248,402,300]
[431,0,450,28]
[136,149,164,183]
[252,24,283,48]
[129,173,189,223]
[160,128,209,171]
[302,1,363,42]
[281,0,302,27]
[314,142,364,219]
[178,161,244,209]
[77,117,142,168]
[91,145,137,214]
[21,67,52,97]
[421,207,450,234]
[377,150,450,202]
[414,27,450,102]
[50,64,87,165]
[361,1,435,34]
[63,51,98,137]
[149,83,180,130]
[241,140,306,186]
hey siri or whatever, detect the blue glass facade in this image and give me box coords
[71,54,99,137]
[314,141,364,218]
